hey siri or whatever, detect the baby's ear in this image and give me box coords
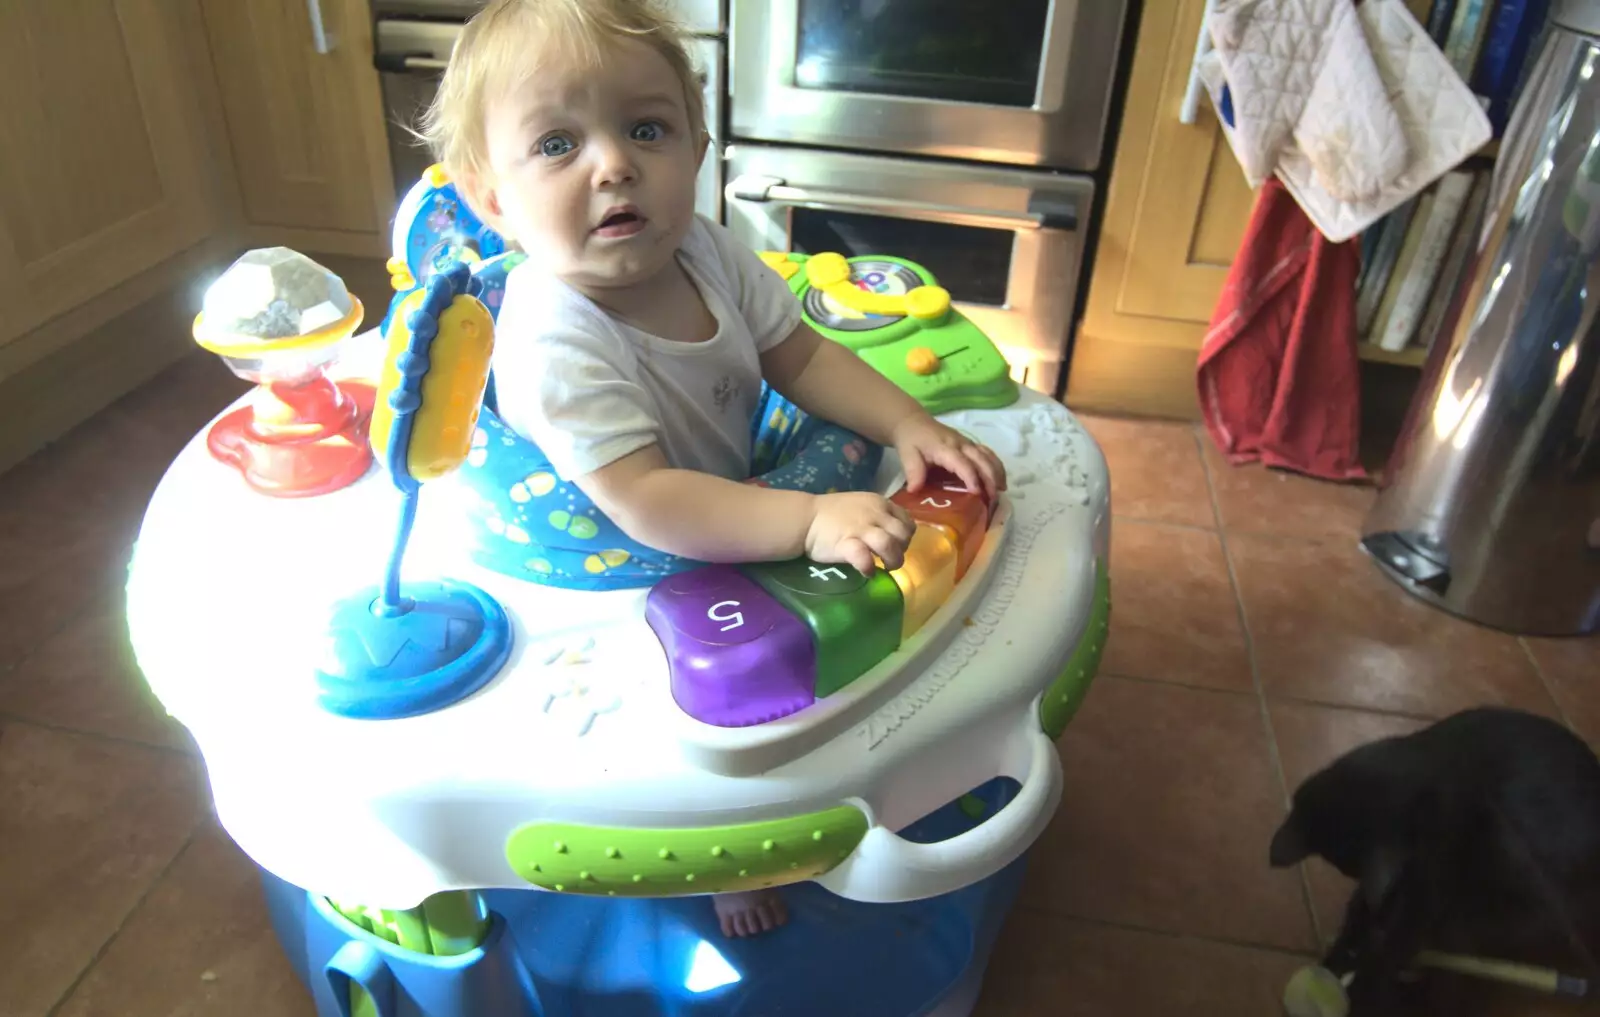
[457,171,508,234]
[1269,811,1311,867]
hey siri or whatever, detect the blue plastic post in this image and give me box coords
[314,262,511,720]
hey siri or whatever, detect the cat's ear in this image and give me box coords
[1269,813,1311,867]
[1360,840,1411,911]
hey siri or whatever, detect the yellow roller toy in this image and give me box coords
[314,261,512,721]
[370,282,495,482]
[801,251,952,323]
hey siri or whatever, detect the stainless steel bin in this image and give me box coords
[1361,0,1600,636]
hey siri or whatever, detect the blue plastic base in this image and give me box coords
[262,780,1026,1017]
[317,579,513,719]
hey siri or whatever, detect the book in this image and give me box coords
[1356,216,1390,295]
[1368,191,1436,345]
[1375,171,1476,350]
[1427,0,1460,46]
[1473,0,1551,135]
[1357,198,1419,336]
[1417,171,1493,352]
[1444,0,1497,83]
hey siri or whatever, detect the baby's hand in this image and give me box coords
[805,492,914,576]
[891,414,1007,498]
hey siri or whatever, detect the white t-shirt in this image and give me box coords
[492,215,802,482]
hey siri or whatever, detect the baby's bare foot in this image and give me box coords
[712,889,788,938]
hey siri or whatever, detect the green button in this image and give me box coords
[760,558,868,596]
[742,557,903,697]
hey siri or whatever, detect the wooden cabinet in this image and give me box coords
[0,0,222,356]
[1066,0,1255,420]
[0,0,402,472]
[200,0,395,255]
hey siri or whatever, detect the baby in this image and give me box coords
[421,0,1006,937]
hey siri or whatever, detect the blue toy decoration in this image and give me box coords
[456,388,882,591]
[315,264,513,720]
[384,164,509,334]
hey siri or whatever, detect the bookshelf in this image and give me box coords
[1358,343,1430,367]
[1354,0,1542,367]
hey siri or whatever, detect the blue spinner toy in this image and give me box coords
[384,165,510,333]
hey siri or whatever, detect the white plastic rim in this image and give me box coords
[813,720,1062,904]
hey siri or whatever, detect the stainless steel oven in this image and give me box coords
[730,0,1128,170]
[723,143,1091,395]
[372,0,727,218]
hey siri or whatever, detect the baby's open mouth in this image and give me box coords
[594,207,646,235]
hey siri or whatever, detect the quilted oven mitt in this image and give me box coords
[1200,0,1488,241]
[1209,0,1408,203]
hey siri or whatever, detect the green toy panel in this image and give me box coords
[759,249,1019,415]
[505,806,870,898]
[328,890,489,956]
[858,316,1018,416]
[741,557,905,697]
[1039,562,1110,740]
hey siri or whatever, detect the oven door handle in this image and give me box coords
[374,54,450,74]
[726,174,1078,232]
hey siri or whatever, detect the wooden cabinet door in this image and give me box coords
[201,0,394,244]
[0,0,220,352]
[1066,0,1256,419]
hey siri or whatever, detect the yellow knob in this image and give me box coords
[806,252,850,288]
[906,346,941,375]
[386,257,416,292]
[905,285,951,321]
[424,163,451,188]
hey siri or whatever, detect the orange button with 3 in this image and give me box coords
[884,525,958,639]
[892,467,991,579]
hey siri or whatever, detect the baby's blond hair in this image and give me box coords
[417,0,706,184]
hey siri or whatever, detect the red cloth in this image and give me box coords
[1197,177,1367,482]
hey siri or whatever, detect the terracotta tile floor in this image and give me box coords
[2,357,1597,1016]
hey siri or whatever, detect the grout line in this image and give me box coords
[1194,429,1328,950]
[1103,670,1450,726]
[45,830,200,1017]
[1107,514,1220,534]
[1256,692,1439,725]
[0,592,105,688]
[1517,636,1576,731]
[1195,437,1226,532]
[0,712,197,760]
[1012,902,1319,961]
[1099,669,1256,700]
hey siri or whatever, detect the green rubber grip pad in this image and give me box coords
[1040,562,1109,740]
[506,806,870,897]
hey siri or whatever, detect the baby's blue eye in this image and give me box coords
[539,134,574,158]
[630,121,665,143]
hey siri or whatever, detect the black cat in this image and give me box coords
[1270,707,1600,1012]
